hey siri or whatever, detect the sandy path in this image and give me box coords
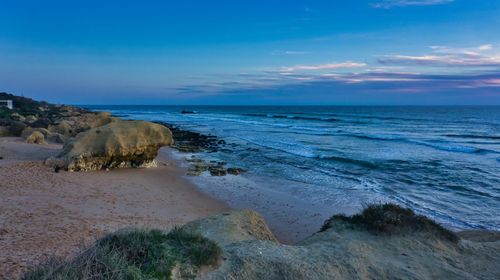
[0,138,228,279]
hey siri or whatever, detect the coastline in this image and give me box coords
[0,137,228,279]
[154,121,345,243]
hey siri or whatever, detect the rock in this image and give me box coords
[21,127,67,144]
[10,112,25,122]
[24,115,38,124]
[48,120,74,137]
[25,131,45,144]
[181,209,500,280]
[53,120,173,171]
[8,121,27,136]
[209,167,227,176]
[183,210,278,247]
[181,110,195,114]
[227,167,246,175]
[21,127,50,138]
[71,112,116,132]
[29,117,52,128]
[0,126,11,137]
[158,122,221,153]
[46,132,67,144]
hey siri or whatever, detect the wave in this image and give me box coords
[234,136,318,159]
[347,133,407,141]
[411,140,495,154]
[340,133,497,154]
[318,155,378,169]
[243,113,339,122]
[443,134,500,140]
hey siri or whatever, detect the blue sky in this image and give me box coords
[1,0,499,105]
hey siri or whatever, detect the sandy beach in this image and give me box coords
[0,137,228,279]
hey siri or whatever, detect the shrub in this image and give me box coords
[320,203,459,243]
[22,228,222,280]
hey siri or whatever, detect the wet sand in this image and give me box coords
[0,137,228,279]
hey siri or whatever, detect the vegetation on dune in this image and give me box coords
[0,92,50,117]
[22,228,222,280]
[320,203,459,243]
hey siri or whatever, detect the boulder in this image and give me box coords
[52,120,173,171]
[227,167,246,175]
[183,210,278,247]
[46,132,68,144]
[71,112,116,133]
[0,126,10,137]
[22,127,67,144]
[25,115,38,124]
[29,117,52,128]
[10,112,25,122]
[25,131,45,144]
[181,208,500,280]
[8,121,27,136]
[21,127,50,138]
[48,120,74,136]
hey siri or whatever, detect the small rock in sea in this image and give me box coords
[227,167,246,175]
[210,168,227,176]
[181,110,195,114]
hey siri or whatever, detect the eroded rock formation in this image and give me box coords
[51,120,173,171]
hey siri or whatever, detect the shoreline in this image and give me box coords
[0,137,228,279]
[150,121,347,243]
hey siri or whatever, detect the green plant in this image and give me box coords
[320,203,459,243]
[22,228,222,280]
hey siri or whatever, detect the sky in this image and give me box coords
[1,0,500,105]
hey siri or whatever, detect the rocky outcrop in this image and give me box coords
[50,120,173,171]
[25,131,45,144]
[1,92,116,142]
[48,120,74,136]
[182,207,500,280]
[7,121,27,136]
[0,126,10,137]
[22,127,68,144]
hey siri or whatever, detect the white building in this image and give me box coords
[0,100,14,110]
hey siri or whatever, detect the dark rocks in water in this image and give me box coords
[181,110,195,114]
[156,122,220,153]
[227,167,246,175]
[153,122,247,177]
[210,168,227,176]
[186,156,244,177]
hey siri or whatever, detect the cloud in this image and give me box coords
[378,45,500,67]
[174,43,500,104]
[371,0,454,9]
[282,61,367,72]
[271,50,311,56]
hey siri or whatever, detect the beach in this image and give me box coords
[0,137,227,279]
[0,102,499,279]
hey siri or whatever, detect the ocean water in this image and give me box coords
[87,105,500,231]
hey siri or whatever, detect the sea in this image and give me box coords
[86,105,500,237]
